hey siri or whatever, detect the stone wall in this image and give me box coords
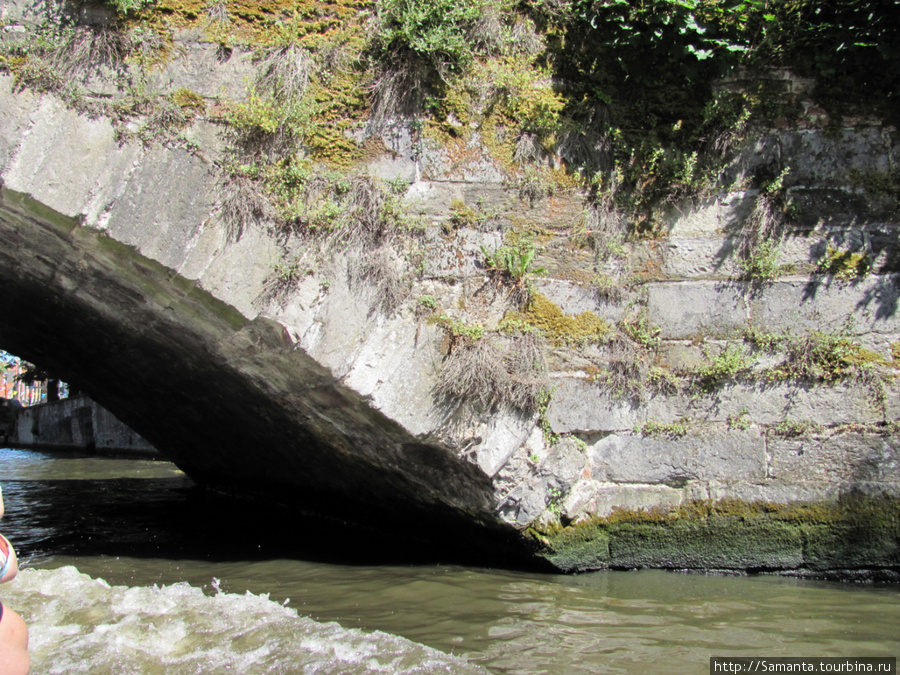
[0,0,898,573]
[8,395,158,456]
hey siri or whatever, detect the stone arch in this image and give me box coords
[0,185,510,554]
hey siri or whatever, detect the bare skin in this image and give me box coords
[0,486,29,675]
[0,605,29,675]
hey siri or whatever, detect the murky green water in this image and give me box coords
[1,447,898,673]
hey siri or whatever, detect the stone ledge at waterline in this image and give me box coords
[535,493,900,581]
[0,22,899,573]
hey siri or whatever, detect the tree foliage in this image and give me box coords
[523,0,899,229]
[553,0,898,123]
[767,0,900,118]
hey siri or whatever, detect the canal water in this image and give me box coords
[0,447,897,674]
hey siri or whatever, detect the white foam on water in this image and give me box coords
[1,567,485,674]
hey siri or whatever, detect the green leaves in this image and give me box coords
[574,0,753,85]
[481,240,546,283]
[373,0,502,78]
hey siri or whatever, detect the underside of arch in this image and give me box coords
[0,184,533,563]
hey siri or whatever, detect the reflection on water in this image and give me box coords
[1,447,898,673]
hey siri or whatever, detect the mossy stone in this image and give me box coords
[607,519,803,570]
[540,524,611,572]
[801,499,900,570]
[535,497,900,576]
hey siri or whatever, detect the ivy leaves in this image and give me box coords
[575,0,754,85]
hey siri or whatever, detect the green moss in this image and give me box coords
[770,419,822,438]
[305,63,372,166]
[446,197,499,232]
[142,0,369,48]
[648,366,683,394]
[609,518,803,570]
[3,187,80,234]
[765,329,871,384]
[801,497,900,569]
[423,49,580,196]
[531,496,900,574]
[471,55,564,136]
[534,522,611,572]
[447,199,478,229]
[637,420,690,438]
[170,87,206,113]
[499,293,611,346]
[816,246,871,280]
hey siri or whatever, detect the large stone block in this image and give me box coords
[753,276,900,335]
[686,382,883,426]
[0,76,39,172]
[663,194,752,237]
[546,378,646,433]
[340,310,449,438]
[648,281,749,339]
[421,135,506,183]
[405,179,583,232]
[105,146,216,271]
[423,227,501,278]
[498,481,552,526]
[534,278,606,316]
[547,377,883,433]
[648,277,900,339]
[660,231,827,280]
[0,0,67,24]
[150,41,256,101]
[468,412,539,478]
[540,437,590,486]
[588,428,766,484]
[299,261,389,378]
[787,187,899,229]
[778,127,893,188]
[768,432,900,483]
[2,97,142,223]
[562,480,685,520]
[661,235,740,278]
[608,518,805,570]
[181,218,280,318]
[700,480,841,505]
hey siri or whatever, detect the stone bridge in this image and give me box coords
[0,104,512,560]
[1,9,899,574]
